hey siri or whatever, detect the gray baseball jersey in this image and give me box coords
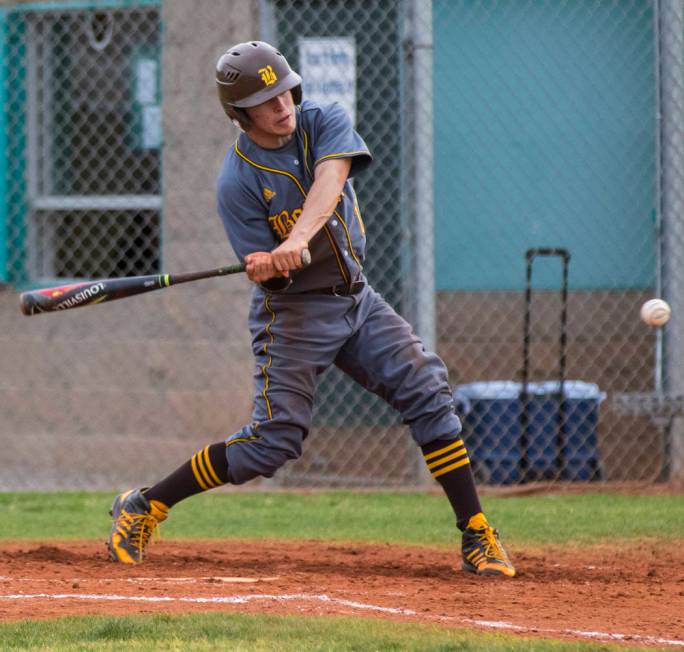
[216,100,461,484]
[218,100,370,292]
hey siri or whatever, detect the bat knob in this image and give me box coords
[19,293,36,316]
[301,249,311,266]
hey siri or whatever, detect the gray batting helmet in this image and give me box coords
[216,41,302,127]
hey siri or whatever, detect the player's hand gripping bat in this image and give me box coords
[20,249,311,316]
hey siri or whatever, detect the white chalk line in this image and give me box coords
[0,576,280,585]
[461,618,684,648]
[0,591,682,648]
[125,576,282,584]
[0,592,414,615]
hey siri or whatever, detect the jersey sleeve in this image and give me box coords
[309,102,372,178]
[216,165,277,261]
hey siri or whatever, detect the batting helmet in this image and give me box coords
[216,41,302,128]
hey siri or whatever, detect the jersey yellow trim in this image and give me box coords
[322,225,349,284]
[314,150,369,167]
[333,208,363,269]
[349,186,366,236]
[301,130,361,272]
[303,129,351,282]
[234,142,350,283]
[302,128,313,180]
[235,143,308,196]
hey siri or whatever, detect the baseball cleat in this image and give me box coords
[461,512,516,577]
[107,489,168,564]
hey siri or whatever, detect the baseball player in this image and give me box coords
[107,41,515,578]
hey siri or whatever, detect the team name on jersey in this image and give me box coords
[268,207,302,241]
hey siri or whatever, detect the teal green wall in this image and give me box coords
[2,9,27,285]
[434,1,656,290]
[0,11,7,282]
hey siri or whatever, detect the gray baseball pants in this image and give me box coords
[224,281,461,484]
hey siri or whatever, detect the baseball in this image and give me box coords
[640,298,671,327]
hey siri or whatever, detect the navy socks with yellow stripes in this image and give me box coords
[143,443,229,508]
[421,438,482,531]
[144,437,479,527]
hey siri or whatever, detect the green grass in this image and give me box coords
[0,612,659,651]
[0,490,681,545]
[0,491,680,651]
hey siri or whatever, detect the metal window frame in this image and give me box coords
[9,1,161,13]
[14,1,163,282]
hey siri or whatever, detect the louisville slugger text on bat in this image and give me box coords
[19,248,311,316]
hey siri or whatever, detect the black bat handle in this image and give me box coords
[166,247,309,286]
[166,263,246,286]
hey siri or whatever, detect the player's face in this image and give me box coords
[245,90,296,148]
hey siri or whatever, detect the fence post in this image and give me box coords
[660,0,684,484]
[410,0,437,487]
[412,0,435,355]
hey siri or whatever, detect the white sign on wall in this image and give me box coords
[298,37,356,124]
[135,57,161,149]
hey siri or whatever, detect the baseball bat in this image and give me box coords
[20,248,311,316]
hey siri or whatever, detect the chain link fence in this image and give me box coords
[3,3,162,284]
[2,0,683,489]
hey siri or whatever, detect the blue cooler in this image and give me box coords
[455,380,605,484]
[455,381,522,484]
[558,381,605,481]
[520,382,560,481]
[522,381,604,481]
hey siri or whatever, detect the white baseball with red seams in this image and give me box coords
[640,298,671,327]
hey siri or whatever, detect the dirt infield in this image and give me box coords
[0,539,682,647]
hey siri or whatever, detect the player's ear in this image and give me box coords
[226,105,251,130]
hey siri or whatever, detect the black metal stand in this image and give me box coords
[521,248,571,482]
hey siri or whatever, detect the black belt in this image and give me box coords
[297,281,365,296]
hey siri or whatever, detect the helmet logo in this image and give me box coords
[258,65,278,86]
